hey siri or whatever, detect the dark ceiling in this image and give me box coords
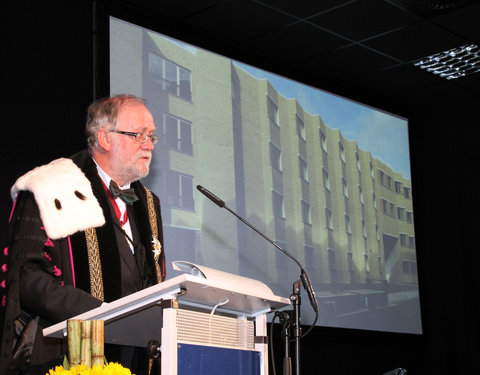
[108,0,480,116]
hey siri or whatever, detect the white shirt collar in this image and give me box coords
[92,157,131,190]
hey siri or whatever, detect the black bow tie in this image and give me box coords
[109,180,138,205]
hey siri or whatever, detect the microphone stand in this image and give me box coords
[197,185,319,375]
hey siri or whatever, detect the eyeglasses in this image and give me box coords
[110,130,158,144]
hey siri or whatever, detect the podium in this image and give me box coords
[43,262,290,375]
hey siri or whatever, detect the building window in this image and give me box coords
[272,190,285,219]
[402,260,417,275]
[323,167,330,190]
[394,181,402,194]
[364,254,370,274]
[165,171,194,210]
[347,252,354,272]
[154,111,193,154]
[299,157,308,182]
[382,199,395,217]
[270,142,282,171]
[373,193,377,209]
[267,96,279,126]
[378,169,393,189]
[356,152,361,171]
[404,187,411,199]
[302,200,311,225]
[148,53,192,101]
[400,233,408,247]
[409,236,416,249]
[397,207,405,221]
[359,185,364,205]
[342,177,349,198]
[325,208,333,230]
[406,211,414,224]
[345,214,351,234]
[320,129,327,152]
[362,220,367,238]
[296,114,305,141]
[339,142,345,163]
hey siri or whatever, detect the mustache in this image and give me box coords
[136,152,152,159]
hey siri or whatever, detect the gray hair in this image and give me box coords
[86,94,146,151]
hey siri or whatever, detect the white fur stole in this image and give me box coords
[11,158,106,240]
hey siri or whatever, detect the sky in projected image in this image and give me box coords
[172,40,411,179]
[233,62,411,178]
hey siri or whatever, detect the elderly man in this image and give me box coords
[0,94,165,375]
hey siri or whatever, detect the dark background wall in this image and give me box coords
[2,2,479,374]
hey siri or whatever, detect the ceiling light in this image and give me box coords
[411,44,480,80]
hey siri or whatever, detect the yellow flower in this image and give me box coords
[47,362,134,375]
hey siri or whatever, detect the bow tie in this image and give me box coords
[109,180,138,205]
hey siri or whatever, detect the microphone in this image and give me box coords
[196,185,318,313]
[197,185,225,208]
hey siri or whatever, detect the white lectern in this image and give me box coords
[44,261,290,375]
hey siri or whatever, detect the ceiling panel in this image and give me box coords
[308,0,421,41]
[115,0,480,111]
[183,0,296,42]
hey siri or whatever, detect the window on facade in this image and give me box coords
[323,167,330,190]
[402,260,417,275]
[395,181,402,194]
[382,199,395,217]
[342,177,349,198]
[270,142,282,171]
[364,254,370,273]
[339,142,345,163]
[362,220,367,238]
[299,157,308,182]
[378,170,393,189]
[406,211,414,224]
[320,130,327,152]
[404,187,411,199]
[397,207,405,221]
[272,190,285,219]
[345,215,351,234]
[326,208,333,230]
[148,53,192,101]
[347,252,354,272]
[296,114,305,141]
[267,96,279,126]
[165,171,194,210]
[409,236,416,249]
[359,185,364,205]
[356,152,361,171]
[400,233,408,246]
[301,200,311,225]
[156,111,193,154]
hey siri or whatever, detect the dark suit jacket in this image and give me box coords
[0,150,165,374]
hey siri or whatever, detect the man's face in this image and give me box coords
[109,102,156,185]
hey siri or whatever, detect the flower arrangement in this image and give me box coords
[47,319,134,375]
[47,362,133,375]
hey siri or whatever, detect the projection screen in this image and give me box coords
[110,16,422,334]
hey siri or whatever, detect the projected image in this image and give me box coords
[110,17,421,334]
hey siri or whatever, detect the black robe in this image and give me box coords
[0,150,165,374]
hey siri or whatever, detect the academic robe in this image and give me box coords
[0,149,165,374]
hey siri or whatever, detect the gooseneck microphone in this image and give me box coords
[196,185,318,313]
[196,184,225,208]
